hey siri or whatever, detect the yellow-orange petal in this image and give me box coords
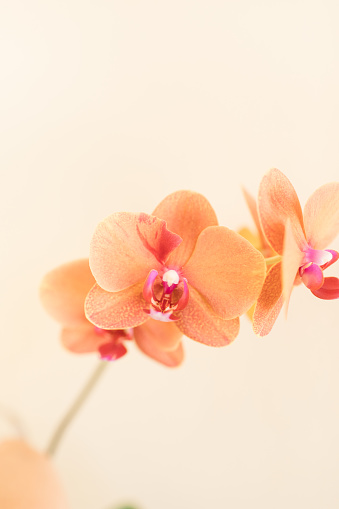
[0,440,68,509]
[242,187,271,252]
[152,190,218,268]
[61,324,107,353]
[176,286,240,346]
[252,262,284,336]
[39,259,95,327]
[134,319,182,352]
[282,219,304,311]
[238,227,262,251]
[258,168,306,254]
[134,332,184,367]
[85,282,148,329]
[90,212,182,292]
[184,226,266,320]
[303,182,339,250]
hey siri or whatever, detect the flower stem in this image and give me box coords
[45,361,108,457]
[265,255,282,266]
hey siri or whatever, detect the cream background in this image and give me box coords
[1,1,339,508]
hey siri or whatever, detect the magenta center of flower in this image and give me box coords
[142,268,189,322]
[299,247,339,291]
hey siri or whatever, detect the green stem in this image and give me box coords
[46,361,108,457]
[265,255,282,266]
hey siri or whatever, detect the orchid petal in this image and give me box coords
[238,227,262,250]
[135,332,184,367]
[90,212,182,292]
[61,325,125,354]
[242,187,271,252]
[258,168,306,254]
[0,440,68,509]
[300,263,324,291]
[304,182,339,249]
[253,262,284,336]
[152,190,218,268]
[184,226,266,320]
[176,286,240,346]
[40,259,94,327]
[134,319,182,353]
[85,282,149,329]
[282,219,304,310]
[311,277,339,300]
[322,250,339,270]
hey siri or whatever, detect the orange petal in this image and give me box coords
[253,262,284,336]
[0,440,68,508]
[176,286,240,346]
[242,187,271,252]
[253,262,284,337]
[90,212,182,292]
[258,168,306,254]
[282,219,304,311]
[134,319,182,352]
[134,323,184,367]
[40,259,94,327]
[152,190,218,268]
[303,182,339,249]
[85,282,148,329]
[61,323,109,353]
[184,226,266,320]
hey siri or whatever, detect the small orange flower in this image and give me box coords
[253,168,339,336]
[40,259,184,367]
[85,190,266,346]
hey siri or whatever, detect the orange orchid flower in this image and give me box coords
[253,168,339,336]
[0,440,68,508]
[40,259,184,367]
[85,190,266,346]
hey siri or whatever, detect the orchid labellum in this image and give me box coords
[253,168,339,336]
[85,190,266,347]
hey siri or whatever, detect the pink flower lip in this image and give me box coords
[299,247,339,292]
[142,268,189,322]
[302,247,333,266]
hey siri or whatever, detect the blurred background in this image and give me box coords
[1,1,339,508]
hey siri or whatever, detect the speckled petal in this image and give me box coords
[134,319,182,352]
[0,440,69,509]
[304,182,339,250]
[90,212,182,292]
[282,219,304,309]
[184,226,266,320]
[176,286,240,346]
[311,277,339,300]
[258,168,306,254]
[152,190,218,268]
[85,282,149,329]
[40,259,94,327]
[253,262,284,337]
[135,332,184,367]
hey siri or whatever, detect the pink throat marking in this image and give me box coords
[299,248,339,291]
[142,269,189,322]
[94,327,133,361]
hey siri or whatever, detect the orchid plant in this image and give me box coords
[2,170,338,508]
